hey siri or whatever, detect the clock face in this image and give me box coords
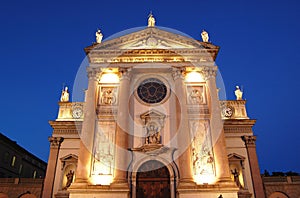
[222,106,233,117]
[137,78,167,104]
[72,107,83,118]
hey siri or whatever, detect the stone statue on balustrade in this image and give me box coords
[60,86,69,102]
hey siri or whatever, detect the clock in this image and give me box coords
[72,105,83,119]
[137,78,167,104]
[222,106,233,117]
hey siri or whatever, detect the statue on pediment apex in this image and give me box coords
[148,12,155,27]
[96,29,103,44]
[201,30,209,42]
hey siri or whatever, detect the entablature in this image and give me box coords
[49,121,82,136]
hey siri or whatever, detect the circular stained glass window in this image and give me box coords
[137,78,167,104]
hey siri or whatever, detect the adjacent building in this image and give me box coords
[0,133,46,179]
[0,133,47,198]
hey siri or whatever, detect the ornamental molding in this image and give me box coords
[187,107,209,115]
[48,136,64,148]
[87,67,101,80]
[223,127,253,134]
[200,66,217,80]
[172,67,185,80]
[119,67,132,80]
[242,135,257,145]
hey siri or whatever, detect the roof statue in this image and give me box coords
[201,30,209,42]
[60,86,69,102]
[95,29,103,44]
[148,12,155,27]
[235,86,243,100]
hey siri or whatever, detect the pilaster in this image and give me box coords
[202,67,232,183]
[42,137,64,198]
[111,68,131,188]
[172,68,195,187]
[242,136,265,198]
[73,68,99,185]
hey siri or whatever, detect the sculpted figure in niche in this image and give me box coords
[148,13,155,27]
[201,30,209,42]
[231,168,243,188]
[190,89,203,104]
[146,124,160,144]
[63,170,74,190]
[60,86,69,102]
[235,86,243,100]
[96,29,103,44]
[102,89,116,104]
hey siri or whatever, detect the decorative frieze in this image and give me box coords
[223,127,253,134]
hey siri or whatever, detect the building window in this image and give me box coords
[19,164,23,174]
[11,156,16,167]
[137,78,167,104]
[33,170,37,178]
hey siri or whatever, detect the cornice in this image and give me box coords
[223,119,256,126]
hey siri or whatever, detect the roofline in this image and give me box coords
[0,132,47,165]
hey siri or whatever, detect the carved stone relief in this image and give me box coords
[186,85,206,105]
[99,86,118,105]
[140,110,166,146]
[92,122,116,175]
[190,120,215,176]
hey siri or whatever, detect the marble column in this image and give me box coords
[74,69,98,184]
[112,68,131,186]
[242,135,265,198]
[202,67,232,182]
[42,137,64,198]
[172,68,195,186]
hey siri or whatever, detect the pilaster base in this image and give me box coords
[177,183,239,198]
[177,179,197,188]
[238,189,252,198]
[55,190,69,198]
[68,184,130,198]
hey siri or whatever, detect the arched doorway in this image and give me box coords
[136,160,171,198]
[269,192,289,198]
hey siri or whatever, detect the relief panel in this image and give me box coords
[186,85,206,105]
[190,120,215,178]
[98,86,118,106]
[91,122,116,175]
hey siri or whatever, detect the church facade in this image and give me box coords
[42,17,264,198]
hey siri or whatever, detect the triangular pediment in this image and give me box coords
[60,154,78,162]
[228,153,245,161]
[140,109,166,125]
[87,27,209,51]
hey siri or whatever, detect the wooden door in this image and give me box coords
[136,160,170,198]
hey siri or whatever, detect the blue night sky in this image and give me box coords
[0,0,299,173]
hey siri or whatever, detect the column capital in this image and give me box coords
[201,66,217,81]
[172,67,185,81]
[87,67,101,80]
[48,136,64,148]
[119,67,131,80]
[242,135,257,146]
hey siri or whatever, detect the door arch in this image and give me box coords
[136,160,170,198]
